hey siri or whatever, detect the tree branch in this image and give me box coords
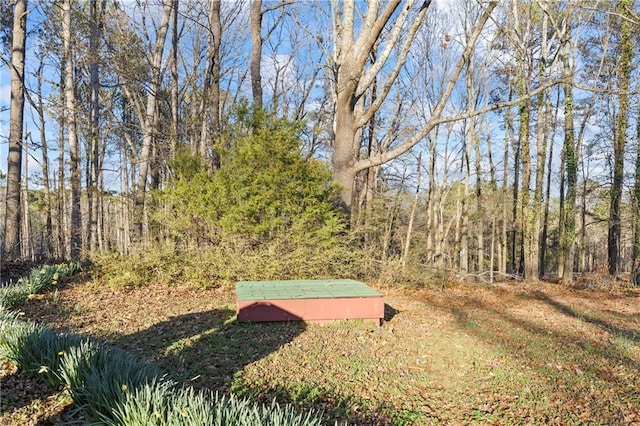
[357,74,565,172]
[357,0,429,99]
[262,1,294,15]
[357,0,430,126]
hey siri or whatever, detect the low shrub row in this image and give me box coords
[0,265,327,425]
[0,262,80,309]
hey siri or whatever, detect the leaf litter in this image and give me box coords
[2,277,639,425]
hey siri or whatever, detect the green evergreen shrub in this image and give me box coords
[160,109,345,242]
[95,109,363,288]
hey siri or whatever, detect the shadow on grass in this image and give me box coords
[529,290,640,344]
[113,306,306,392]
[426,290,640,422]
[112,307,396,425]
[383,303,399,322]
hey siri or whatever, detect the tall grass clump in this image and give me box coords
[0,262,80,309]
[108,382,326,426]
[58,341,162,422]
[0,319,84,387]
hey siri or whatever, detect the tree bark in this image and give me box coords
[331,0,429,210]
[533,11,550,280]
[608,0,632,278]
[402,152,421,267]
[63,0,83,260]
[170,0,179,158]
[88,0,106,253]
[560,56,576,284]
[198,0,221,163]
[21,136,30,259]
[57,60,67,259]
[3,0,27,261]
[331,1,497,214]
[633,101,640,284]
[250,0,263,109]
[34,57,53,258]
[133,0,173,240]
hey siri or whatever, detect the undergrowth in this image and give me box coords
[91,237,363,289]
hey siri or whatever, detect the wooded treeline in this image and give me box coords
[2,0,640,285]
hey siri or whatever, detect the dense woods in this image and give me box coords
[1,0,640,286]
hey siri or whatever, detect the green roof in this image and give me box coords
[236,279,381,301]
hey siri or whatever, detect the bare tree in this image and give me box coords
[250,0,293,110]
[560,21,577,284]
[633,101,640,284]
[250,0,263,109]
[108,0,173,239]
[63,0,83,259]
[330,0,497,212]
[607,0,633,277]
[2,0,27,260]
[88,0,107,253]
[198,0,221,162]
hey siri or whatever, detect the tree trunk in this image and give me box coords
[515,33,535,280]
[3,0,27,261]
[34,56,54,258]
[170,0,179,158]
[501,91,512,276]
[134,0,173,240]
[57,62,67,259]
[557,134,567,279]
[402,152,421,267]
[21,137,31,259]
[540,86,561,279]
[533,12,550,280]
[633,101,640,284]
[560,64,576,284]
[608,0,632,278]
[63,0,83,260]
[88,0,105,254]
[198,0,221,163]
[510,108,521,276]
[459,140,470,275]
[250,0,263,109]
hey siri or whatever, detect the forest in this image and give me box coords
[2,2,640,424]
[1,0,640,286]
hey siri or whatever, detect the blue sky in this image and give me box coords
[0,69,10,177]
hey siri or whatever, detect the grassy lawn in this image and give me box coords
[2,277,639,425]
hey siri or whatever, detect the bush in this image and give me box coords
[160,110,345,242]
[108,381,326,426]
[92,235,363,289]
[58,341,162,422]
